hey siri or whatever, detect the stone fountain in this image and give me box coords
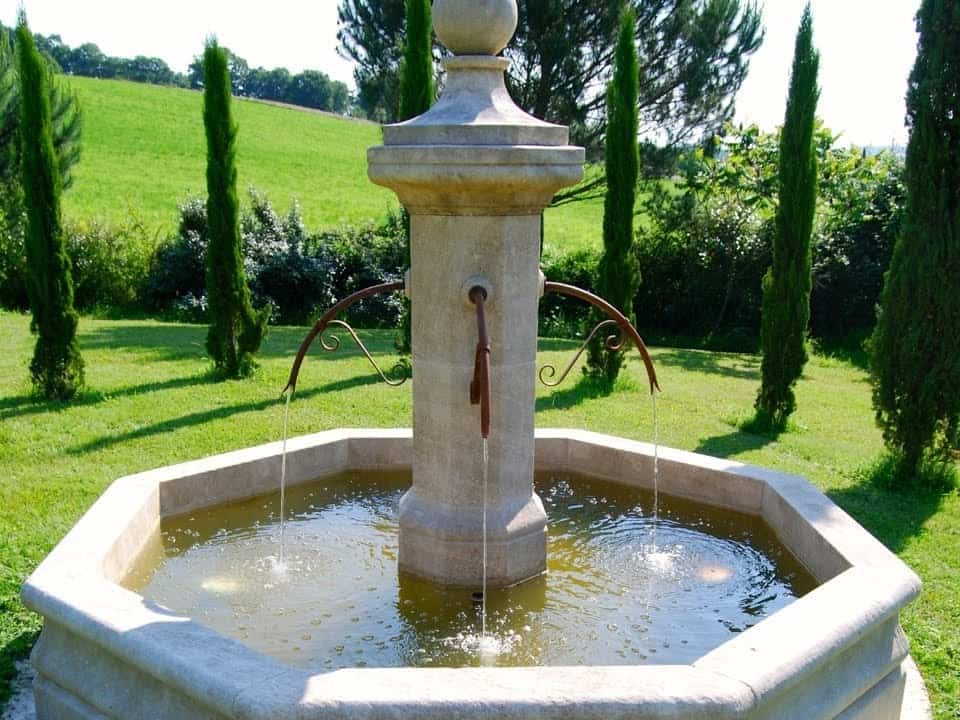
[21,1,928,718]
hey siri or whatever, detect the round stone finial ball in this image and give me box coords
[433,0,519,56]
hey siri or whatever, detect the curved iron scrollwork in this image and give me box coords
[541,281,661,394]
[320,320,409,388]
[283,280,406,396]
[539,320,624,388]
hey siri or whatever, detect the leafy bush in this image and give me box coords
[0,208,26,309]
[141,197,207,314]
[622,124,905,347]
[65,219,153,311]
[144,190,407,326]
[314,210,407,327]
[539,248,599,337]
[635,183,771,350]
[1,214,153,313]
[812,153,904,338]
[242,191,338,325]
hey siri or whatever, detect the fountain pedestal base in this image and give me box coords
[398,487,547,587]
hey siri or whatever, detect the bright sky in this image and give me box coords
[0,0,356,85]
[2,0,921,147]
[734,0,921,147]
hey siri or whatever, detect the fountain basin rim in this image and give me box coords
[21,429,927,719]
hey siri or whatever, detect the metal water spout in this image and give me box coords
[469,286,492,439]
[369,0,584,587]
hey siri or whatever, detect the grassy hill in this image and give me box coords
[64,77,603,254]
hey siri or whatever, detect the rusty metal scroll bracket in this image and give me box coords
[542,281,660,395]
[283,280,406,397]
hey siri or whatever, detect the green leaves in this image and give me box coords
[587,5,640,385]
[398,0,434,122]
[870,0,960,480]
[16,13,84,400]
[755,4,820,430]
[202,40,269,378]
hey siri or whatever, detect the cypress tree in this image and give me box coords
[203,39,268,377]
[755,5,819,430]
[398,0,434,122]
[586,4,640,384]
[395,0,434,355]
[870,0,960,479]
[16,13,84,399]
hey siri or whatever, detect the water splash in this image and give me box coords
[279,389,293,566]
[445,630,517,666]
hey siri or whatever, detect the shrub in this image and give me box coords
[242,191,338,325]
[142,197,208,313]
[811,153,904,338]
[65,219,152,311]
[539,248,599,337]
[626,123,904,349]
[634,182,771,350]
[144,192,407,327]
[314,210,407,327]
[0,208,26,309]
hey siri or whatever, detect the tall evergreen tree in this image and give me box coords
[755,4,819,430]
[395,0,434,356]
[1,27,83,309]
[202,39,269,377]
[870,0,960,478]
[398,0,434,121]
[587,4,640,384]
[16,13,84,399]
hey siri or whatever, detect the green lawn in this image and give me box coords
[62,77,603,253]
[1,312,957,716]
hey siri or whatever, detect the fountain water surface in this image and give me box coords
[123,470,816,669]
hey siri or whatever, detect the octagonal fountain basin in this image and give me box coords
[22,429,923,720]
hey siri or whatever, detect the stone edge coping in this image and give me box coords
[368,144,586,166]
[21,429,921,718]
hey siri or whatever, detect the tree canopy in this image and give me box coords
[338,0,763,150]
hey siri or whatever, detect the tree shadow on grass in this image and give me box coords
[0,373,215,422]
[693,428,777,458]
[654,348,760,381]
[0,627,39,707]
[827,455,955,554]
[78,324,400,362]
[68,373,388,455]
[813,335,871,372]
[535,374,617,413]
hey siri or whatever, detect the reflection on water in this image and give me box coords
[124,471,817,670]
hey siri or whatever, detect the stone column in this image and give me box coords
[368,0,584,587]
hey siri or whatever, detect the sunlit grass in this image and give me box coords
[64,78,397,233]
